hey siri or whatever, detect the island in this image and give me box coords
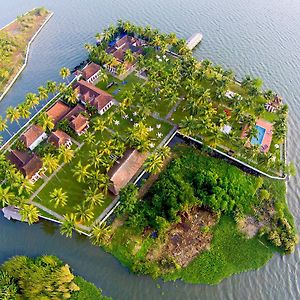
[0,255,110,299]
[0,20,297,285]
[0,7,53,100]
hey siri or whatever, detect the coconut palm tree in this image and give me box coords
[144,153,164,174]
[90,222,111,246]
[179,115,199,136]
[93,118,106,134]
[124,49,135,64]
[73,161,90,183]
[6,106,21,125]
[58,145,74,164]
[42,153,59,175]
[83,132,96,146]
[60,213,77,238]
[17,103,31,119]
[97,174,110,195]
[49,188,68,208]
[25,92,40,111]
[0,116,12,136]
[84,188,104,209]
[38,86,49,101]
[46,80,57,95]
[75,204,94,224]
[0,186,15,207]
[19,204,39,225]
[99,72,108,84]
[60,67,71,82]
[37,112,54,132]
[156,146,171,161]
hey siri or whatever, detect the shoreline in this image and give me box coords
[0,9,54,102]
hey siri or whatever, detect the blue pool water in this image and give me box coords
[251,125,266,145]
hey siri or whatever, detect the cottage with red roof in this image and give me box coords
[46,100,72,125]
[7,150,43,182]
[73,80,113,115]
[48,130,72,148]
[20,124,47,151]
[80,62,101,83]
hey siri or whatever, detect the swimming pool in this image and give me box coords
[251,125,266,145]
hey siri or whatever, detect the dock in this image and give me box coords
[2,206,24,222]
[186,32,203,50]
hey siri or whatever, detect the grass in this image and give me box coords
[165,215,275,284]
[34,130,114,224]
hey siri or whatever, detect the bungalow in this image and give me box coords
[48,130,72,148]
[73,80,113,115]
[107,149,147,195]
[64,103,89,135]
[80,62,101,83]
[20,124,47,151]
[46,100,72,125]
[105,35,144,74]
[7,150,43,182]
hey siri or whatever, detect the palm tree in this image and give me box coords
[144,153,164,174]
[0,116,12,136]
[38,86,49,101]
[25,93,40,111]
[50,187,68,208]
[17,103,31,119]
[84,188,104,209]
[179,115,199,136]
[60,213,77,238]
[93,118,106,134]
[90,222,111,246]
[6,106,21,125]
[75,204,94,224]
[46,80,57,95]
[156,146,171,161]
[60,67,71,82]
[42,153,59,174]
[58,145,74,164]
[83,132,96,145]
[99,72,108,84]
[124,49,135,63]
[0,186,15,207]
[37,112,54,132]
[19,204,39,225]
[73,161,90,183]
[98,174,110,195]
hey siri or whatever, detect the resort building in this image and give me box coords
[20,124,47,151]
[48,130,72,148]
[108,149,147,195]
[73,80,113,115]
[7,150,43,182]
[80,62,101,83]
[46,100,72,125]
[69,114,89,136]
[105,35,144,74]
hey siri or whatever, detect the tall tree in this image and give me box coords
[19,204,39,225]
[50,188,68,208]
[90,222,111,246]
[37,112,54,132]
[60,213,77,238]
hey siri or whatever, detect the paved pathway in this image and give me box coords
[165,97,183,120]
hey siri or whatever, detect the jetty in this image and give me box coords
[2,206,24,222]
[186,32,203,50]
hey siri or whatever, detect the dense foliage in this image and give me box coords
[0,255,110,300]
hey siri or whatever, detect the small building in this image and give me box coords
[46,100,72,125]
[105,35,144,74]
[20,124,47,151]
[48,130,72,148]
[73,80,113,115]
[69,114,89,136]
[7,150,43,182]
[107,149,147,195]
[81,62,101,83]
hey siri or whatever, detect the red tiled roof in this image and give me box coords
[82,63,101,80]
[48,130,72,148]
[46,100,72,125]
[7,150,43,179]
[70,114,89,134]
[74,80,113,111]
[108,149,147,195]
[20,125,45,148]
[64,104,86,121]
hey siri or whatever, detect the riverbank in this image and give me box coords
[0,7,53,100]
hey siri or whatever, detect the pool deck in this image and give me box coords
[241,119,273,153]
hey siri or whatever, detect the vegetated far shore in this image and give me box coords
[0,255,111,299]
[104,145,297,284]
[0,7,51,95]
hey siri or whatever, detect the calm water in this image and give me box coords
[0,0,300,299]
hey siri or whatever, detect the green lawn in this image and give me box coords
[34,130,114,225]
